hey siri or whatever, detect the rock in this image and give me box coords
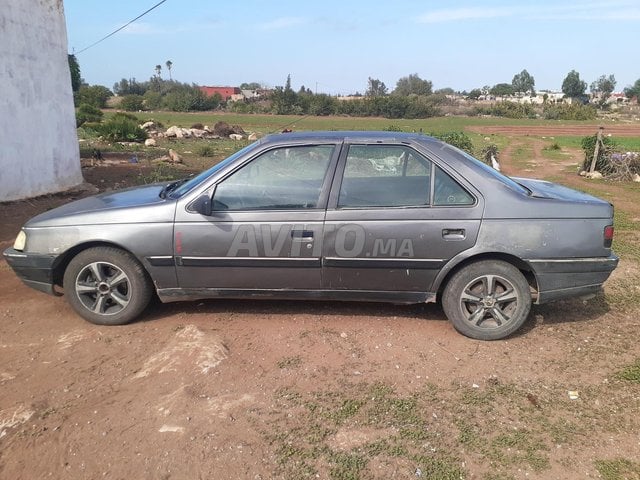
[248,133,258,141]
[213,121,247,137]
[165,125,183,138]
[144,138,157,147]
[213,121,234,137]
[229,134,243,140]
[579,170,587,176]
[168,149,182,163]
[204,125,211,133]
[141,121,155,130]
[180,128,192,138]
[633,173,640,183]
[190,128,206,138]
[585,171,603,179]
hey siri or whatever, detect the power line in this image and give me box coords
[75,0,168,54]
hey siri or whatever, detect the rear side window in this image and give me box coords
[433,166,475,206]
[338,145,431,207]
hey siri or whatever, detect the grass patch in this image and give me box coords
[277,355,302,369]
[595,458,640,480]
[615,359,640,383]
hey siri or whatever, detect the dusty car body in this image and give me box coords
[4,131,618,339]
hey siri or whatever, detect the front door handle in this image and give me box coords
[291,230,314,240]
[442,228,465,240]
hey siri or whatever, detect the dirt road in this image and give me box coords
[1,146,639,479]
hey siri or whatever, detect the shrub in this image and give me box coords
[162,85,219,111]
[581,133,616,171]
[543,103,597,120]
[99,112,147,142]
[431,131,474,155]
[196,144,216,157]
[76,103,103,127]
[143,90,163,110]
[120,94,145,112]
[74,85,113,108]
[191,123,204,130]
[474,101,536,119]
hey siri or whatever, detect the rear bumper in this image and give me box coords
[528,254,619,304]
[3,248,60,296]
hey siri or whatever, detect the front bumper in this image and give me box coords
[528,254,619,304]
[3,248,60,295]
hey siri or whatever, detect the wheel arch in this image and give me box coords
[52,241,148,288]
[434,252,538,302]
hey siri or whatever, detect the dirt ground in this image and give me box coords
[1,136,639,480]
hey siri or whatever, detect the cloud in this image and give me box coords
[417,1,640,23]
[259,17,305,30]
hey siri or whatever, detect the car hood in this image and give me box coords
[25,184,176,227]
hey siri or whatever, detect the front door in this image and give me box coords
[174,143,339,290]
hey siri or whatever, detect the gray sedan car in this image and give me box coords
[4,131,618,340]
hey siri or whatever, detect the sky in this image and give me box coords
[64,0,640,95]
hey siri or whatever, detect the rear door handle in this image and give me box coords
[442,228,465,240]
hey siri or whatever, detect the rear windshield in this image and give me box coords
[446,145,529,195]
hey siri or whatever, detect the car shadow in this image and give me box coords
[140,293,611,339]
[515,293,611,337]
[142,297,449,324]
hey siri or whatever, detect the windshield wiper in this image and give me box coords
[159,178,188,199]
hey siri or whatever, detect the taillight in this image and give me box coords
[604,225,614,248]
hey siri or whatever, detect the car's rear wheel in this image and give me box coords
[442,260,531,340]
[63,247,153,325]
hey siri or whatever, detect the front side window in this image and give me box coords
[338,145,431,207]
[213,145,334,210]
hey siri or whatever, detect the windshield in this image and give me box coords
[446,145,529,195]
[169,142,260,198]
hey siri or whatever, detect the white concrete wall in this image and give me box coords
[0,0,83,201]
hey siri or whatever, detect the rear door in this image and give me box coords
[322,142,483,293]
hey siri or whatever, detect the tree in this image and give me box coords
[271,74,298,114]
[68,54,81,93]
[120,94,145,111]
[490,83,515,97]
[366,77,388,97]
[435,87,455,95]
[467,89,482,100]
[562,70,587,99]
[75,85,113,108]
[165,60,172,80]
[512,69,535,95]
[590,74,616,105]
[240,82,262,90]
[624,78,640,100]
[154,64,162,78]
[113,78,146,96]
[393,74,432,96]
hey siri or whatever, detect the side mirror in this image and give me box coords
[189,193,211,216]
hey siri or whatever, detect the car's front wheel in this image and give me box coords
[442,260,531,340]
[63,247,153,325]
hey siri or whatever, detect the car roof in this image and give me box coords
[259,130,443,146]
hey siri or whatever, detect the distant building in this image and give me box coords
[199,86,241,101]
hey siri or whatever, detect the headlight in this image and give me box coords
[13,231,26,251]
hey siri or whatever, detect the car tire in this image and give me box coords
[63,247,153,326]
[442,260,531,340]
